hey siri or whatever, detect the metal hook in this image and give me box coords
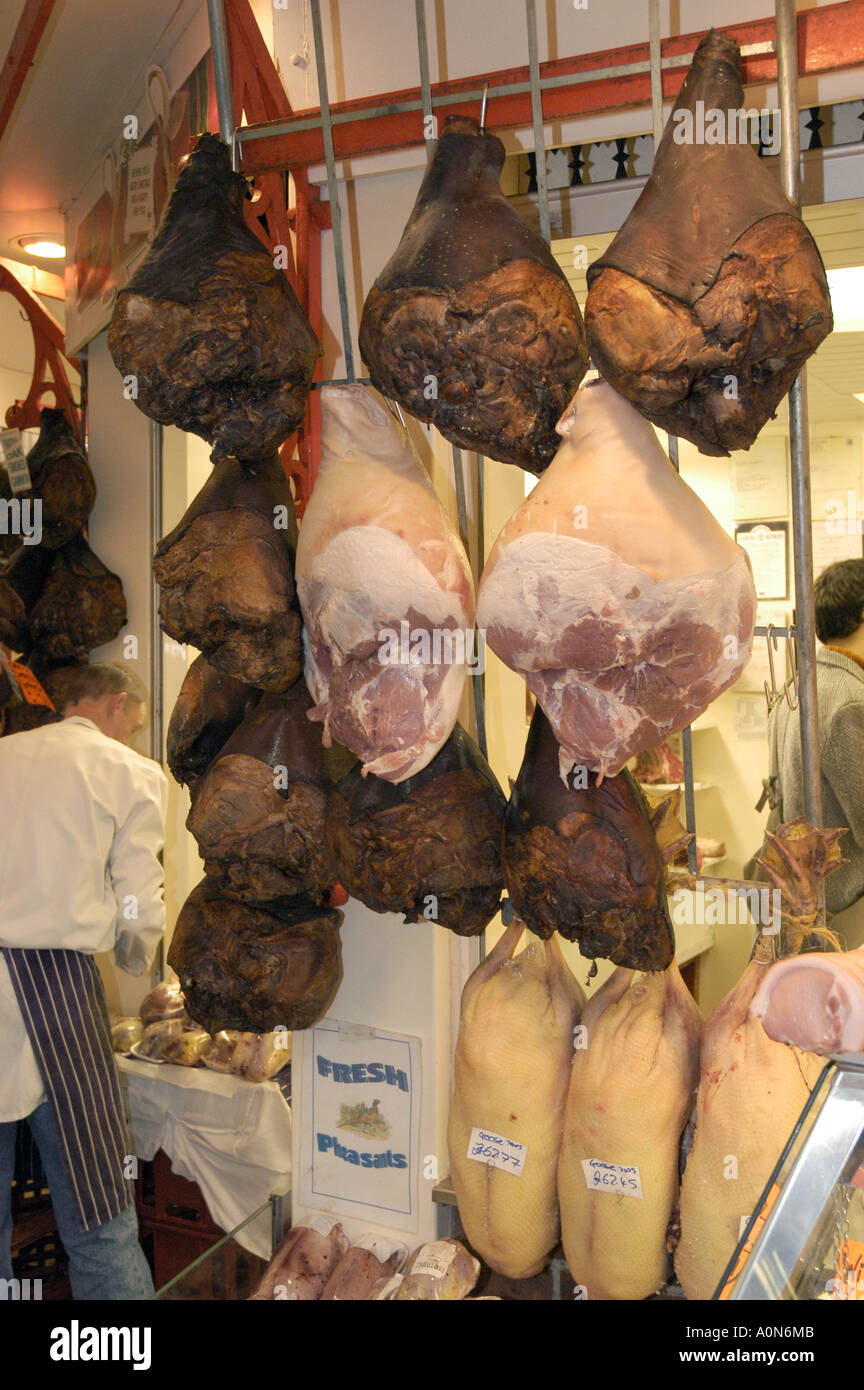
[480,84,488,130]
[783,625,800,710]
[231,128,243,172]
[383,396,407,429]
[763,623,780,712]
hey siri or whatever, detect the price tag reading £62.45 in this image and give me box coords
[581,1158,643,1199]
[467,1128,527,1177]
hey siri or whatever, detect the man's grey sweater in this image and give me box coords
[768,647,864,917]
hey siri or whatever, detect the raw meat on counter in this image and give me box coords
[110,1017,145,1052]
[250,1220,349,1300]
[633,742,685,785]
[393,1238,480,1300]
[676,822,842,1299]
[201,1029,246,1073]
[230,1030,291,1082]
[448,919,585,1278]
[558,962,701,1300]
[139,979,186,1023]
[502,705,675,971]
[167,880,343,1033]
[477,379,756,779]
[167,655,260,793]
[296,384,474,781]
[585,30,832,456]
[27,533,127,661]
[162,1028,211,1067]
[750,945,864,1054]
[108,133,320,462]
[153,454,301,692]
[137,1018,187,1059]
[319,1238,406,1301]
[187,679,354,902]
[325,722,505,936]
[359,115,587,473]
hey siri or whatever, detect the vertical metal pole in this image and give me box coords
[206,0,234,144]
[476,454,487,760]
[309,0,356,382]
[150,420,165,987]
[525,0,550,244]
[648,0,664,150]
[649,2,697,871]
[414,0,434,151]
[776,0,822,832]
[452,445,486,757]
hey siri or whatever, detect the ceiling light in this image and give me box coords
[15,236,66,259]
[854,393,864,406]
[826,267,864,333]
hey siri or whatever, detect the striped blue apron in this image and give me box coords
[2,947,132,1232]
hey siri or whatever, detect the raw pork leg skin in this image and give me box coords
[750,945,864,1054]
[448,920,585,1279]
[359,115,588,473]
[558,962,701,1300]
[296,384,475,782]
[585,30,832,456]
[675,960,826,1300]
[478,378,756,777]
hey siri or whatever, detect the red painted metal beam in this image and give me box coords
[238,2,864,174]
[0,264,81,437]
[0,0,57,144]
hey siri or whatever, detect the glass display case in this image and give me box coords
[153,1194,288,1301]
[717,1058,864,1300]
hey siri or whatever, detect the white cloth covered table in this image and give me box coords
[118,1055,291,1258]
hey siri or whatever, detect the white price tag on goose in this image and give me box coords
[582,1159,643,1198]
[0,429,31,493]
[467,1128,527,1176]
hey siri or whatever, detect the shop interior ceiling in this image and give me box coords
[0,0,187,272]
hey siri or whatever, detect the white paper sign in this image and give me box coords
[410,1240,458,1280]
[732,437,788,520]
[124,143,157,238]
[467,1127,528,1177]
[581,1158,644,1198]
[0,429,31,494]
[298,1020,421,1230]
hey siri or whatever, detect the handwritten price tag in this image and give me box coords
[581,1158,643,1199]
[0,428,31,494]
[467,1127,527,1177]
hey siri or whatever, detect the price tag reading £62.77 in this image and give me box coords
[581,1158,643,1199]
[466,1128,527,1177]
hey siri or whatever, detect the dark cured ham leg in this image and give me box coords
[153,454,301,692]
[167,655,260,793]
[359,116,587,473]
[108,134,320,462]
[585,30,832,456]
[27,533,126,660]
[502,705,674,971]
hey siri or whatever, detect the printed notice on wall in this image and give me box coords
[298,1020,421,1231]
[734,522,789,600]
[124,143,156,239]
[732,437,788,521]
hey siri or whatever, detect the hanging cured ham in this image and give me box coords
[27,533,126,660]
[750,945,864,1054]
[359,115,588,473]
[477,380,756,778]
[502,704,674,970]
[187,679,354,903]
[448,919,584,1279]
[558,962,701,1300]
[325,722,505,936]
[167,880,343,1033]
[153,454,301,692]
[585,30,832,456]
[296,385,474,781]
[17,409,95,549]
[0,544,54,649]
[166,655,260,793]
[676,822,842,1299]
[108,133,320,462]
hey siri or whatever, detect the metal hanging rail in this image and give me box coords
[232,3,864,174]
[525,0,550,246]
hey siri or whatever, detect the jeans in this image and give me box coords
[0,1101,154,1300]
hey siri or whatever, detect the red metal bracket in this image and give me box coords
[238,1,864,173]
[223,0,322,511]
[0,263,81,439]
[0,0,58,145]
